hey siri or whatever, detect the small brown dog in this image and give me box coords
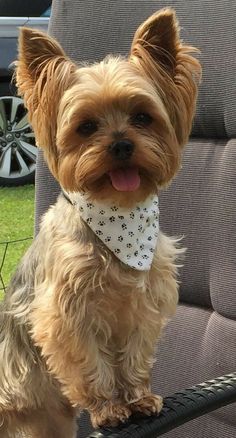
[0,8,201,437]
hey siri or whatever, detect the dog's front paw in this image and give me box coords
[129,393,163,416]
[91,401,131,428]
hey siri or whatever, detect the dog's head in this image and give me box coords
[17,8,201,206]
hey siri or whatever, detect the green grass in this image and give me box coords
[0,185,35,296]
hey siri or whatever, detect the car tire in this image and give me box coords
[0,96,37,186]
[0,171,36,186]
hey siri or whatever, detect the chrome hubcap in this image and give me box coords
[5,133,14,142]
[0,96,37,180]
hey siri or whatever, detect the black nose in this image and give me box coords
[109,140,134,160]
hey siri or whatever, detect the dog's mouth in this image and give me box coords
[108,167,141,192]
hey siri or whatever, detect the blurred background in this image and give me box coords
[0,0,52,295]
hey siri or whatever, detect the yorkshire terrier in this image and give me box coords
[0,8,201,437]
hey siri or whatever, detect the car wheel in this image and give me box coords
[0,96,37,186]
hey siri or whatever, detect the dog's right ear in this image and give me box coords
[130,9,201,147]
[16,28,76,176]
[18,27,68,76]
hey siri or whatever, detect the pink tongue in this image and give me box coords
[109,168,140,192]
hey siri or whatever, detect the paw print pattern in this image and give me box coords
[98,221,105,226]
[75,193,159,270]
[86,203,93,209]
[96,230,103,236]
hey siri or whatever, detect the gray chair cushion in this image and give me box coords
[47,0,236,139]
[160,139,236,318]
[153,304,236,438]
[34,1,236,436]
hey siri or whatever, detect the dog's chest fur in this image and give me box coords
[31,195,179,352]
[0,192,179,420]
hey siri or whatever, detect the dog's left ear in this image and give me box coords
[130,9,201,146]
[130,8,180,76]
[16,28,77,176]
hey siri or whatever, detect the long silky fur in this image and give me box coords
[0,195,182,436]
[0,7,201,436]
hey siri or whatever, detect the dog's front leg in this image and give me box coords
[30,291,131,428]
[116,323,163,417]
[58,337,132,428]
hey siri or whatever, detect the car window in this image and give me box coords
[0,0,52,17]
[41,6,51,17]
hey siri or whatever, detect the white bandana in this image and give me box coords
[63,191,159,271]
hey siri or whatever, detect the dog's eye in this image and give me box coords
[131,112,153,127]
[77,120,98,136]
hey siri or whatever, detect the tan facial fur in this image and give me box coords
[16,8,200,205]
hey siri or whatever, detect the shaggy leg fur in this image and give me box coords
[0,246,77,437]
[116,324,164,417]
[29,285,132,428]
[116,233,180,416]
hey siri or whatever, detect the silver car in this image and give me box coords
[0,1,51,186]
